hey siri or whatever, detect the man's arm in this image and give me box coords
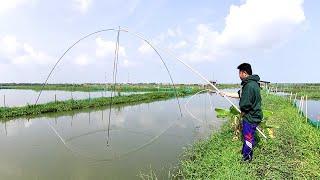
[219,91,240,99]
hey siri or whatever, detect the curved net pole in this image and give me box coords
[106,27,121,147]
[121,29,183,117]
[35,29,116,105]
[35,28,182,118]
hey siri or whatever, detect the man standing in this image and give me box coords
[220,63,263,161]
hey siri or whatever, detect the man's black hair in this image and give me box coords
[237,63,252,75]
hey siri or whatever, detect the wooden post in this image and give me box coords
[101,110,104,121]
[54,94,57,103]
[71,91,73,100]
[88,111,91,125]
[305,95,308,123]
[294,93,297,105]
[3,94,5,107]
[289,92,293,102]
[89,92,91,100]
[301,96,304,116]
[5,121,7,136]
[298,96,302,113]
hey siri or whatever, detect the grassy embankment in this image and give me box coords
[176,92,320,179]
[0,89,200,120]
[0,83,239,92]
[270,83,320,100]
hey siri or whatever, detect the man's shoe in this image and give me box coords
[242,155,252,162]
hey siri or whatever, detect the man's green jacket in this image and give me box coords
[238,75,263,124]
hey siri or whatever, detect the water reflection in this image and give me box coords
[296,99,320,127]
[0,92,236,179]
[0,89,143,107]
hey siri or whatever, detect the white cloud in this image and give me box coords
[167,27,182,37]
[121,59,136,68]
[1,36,19,54]
[73,54,90,66]
[0,0,29,14]
[217,0,305,49]
[0,35,53,65]
[169,0,305,63]
[72,0,92,13]
[170,40,187,49]
[181,24,223,62]
[95,37,126,58]
[138,42,153,55]
[138,27,183,55]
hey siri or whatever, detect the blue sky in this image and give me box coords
[0,0,318,84]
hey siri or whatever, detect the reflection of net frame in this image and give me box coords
[48,117,179,163]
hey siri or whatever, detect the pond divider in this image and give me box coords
[270,89,320,129]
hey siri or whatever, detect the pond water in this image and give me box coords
[296,99,320,128]
[0,89,141,107]
[0,92,237,179]
[271,91,320,128]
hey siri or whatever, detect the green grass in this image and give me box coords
[0,90,197,120]
[175,92,320,179]
[270,83,320,99]
[0,83,238,92]
[0,83,199,92]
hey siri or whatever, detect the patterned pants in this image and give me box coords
[241,120,258,160]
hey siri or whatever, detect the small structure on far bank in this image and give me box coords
[259,80,271,89]
[202,80,217,90]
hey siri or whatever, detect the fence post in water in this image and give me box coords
[3,94,6,108]
[305,95,308,123]
[88,91,91,100]
[298,96,302,113]
[290,92,293,102]
[88,111,91,125]
[301,96,304,116]
[5,121,7,136]
[54,94,57,103]
[71,91,73,100]
[294,93,297,105]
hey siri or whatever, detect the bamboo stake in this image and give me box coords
[301,96,304,116]
[3,94,5,108]
[5,121,7,136]
[305,95,308,123]
[298,96,302,113]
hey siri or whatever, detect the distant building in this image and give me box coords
[209,81,217,85]
[259,80,271,89]
[203,80,217,89]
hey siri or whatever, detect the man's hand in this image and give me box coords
[219,91,240,99]
[219,91,226,97]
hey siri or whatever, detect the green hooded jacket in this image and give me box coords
[238,75,263,124]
